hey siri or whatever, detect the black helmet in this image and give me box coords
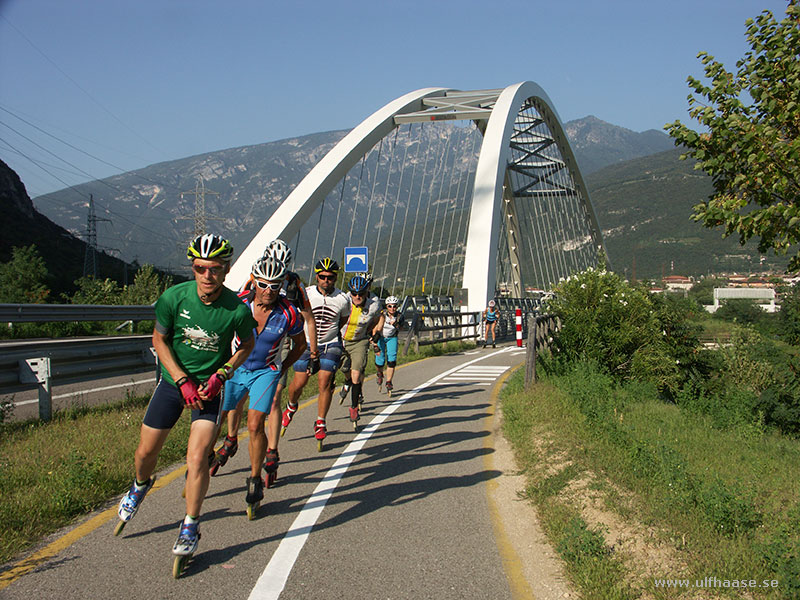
[314,257,340,273]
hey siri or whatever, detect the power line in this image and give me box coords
[1,14,166,157]
[0,104,188,200]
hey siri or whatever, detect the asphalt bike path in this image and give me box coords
[2,345,529,599]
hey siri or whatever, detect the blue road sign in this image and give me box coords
[344,246,368,273]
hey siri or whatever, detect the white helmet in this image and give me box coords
[488,300,496,307]
[265,239,292,265]
[252,255,287,281]
[386,296,399,306]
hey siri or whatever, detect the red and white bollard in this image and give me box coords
[515,308,523,347]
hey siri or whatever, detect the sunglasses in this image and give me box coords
[192,264,225,276]
[387,304,398,308]
[317,274,337,281]
[352,292,366,297]
[255,280,282,290]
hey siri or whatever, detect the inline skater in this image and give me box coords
[282,257,350,451]
[339,274,383,428]
[222,255,306,519]
[375,296,404,396]
[482,299,498,348]
[115,234,257,576]
[210,239,318,480]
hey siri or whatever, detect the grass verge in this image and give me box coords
[500,364,800,600]
[0,340,474,566]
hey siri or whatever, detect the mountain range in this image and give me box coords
[3,115,784,290]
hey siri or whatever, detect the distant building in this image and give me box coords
[707,287,777,313]
[662,275,693,292]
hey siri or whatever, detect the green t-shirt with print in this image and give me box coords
[154,280,256,384]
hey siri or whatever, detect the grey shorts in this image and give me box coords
[342,338,370,374]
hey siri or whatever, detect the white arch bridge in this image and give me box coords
[228,81,605,312]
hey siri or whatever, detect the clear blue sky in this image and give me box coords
[0,0,790,198]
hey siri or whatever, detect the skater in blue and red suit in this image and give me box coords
[222,254,306,516]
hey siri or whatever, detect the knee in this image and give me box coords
[387,360,396,368]
[247,411,267,434]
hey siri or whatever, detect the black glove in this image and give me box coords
[307,357,321,375]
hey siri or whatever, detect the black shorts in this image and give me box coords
[143,379,222,429]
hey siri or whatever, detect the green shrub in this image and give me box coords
[546,268,680,390]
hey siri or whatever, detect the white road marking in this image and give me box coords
[12,377,157,407]
[247,348,509,600]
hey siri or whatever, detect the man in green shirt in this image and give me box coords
[115,234,256,568]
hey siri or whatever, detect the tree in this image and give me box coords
[69,276,123,305]
[665,2,800,268]
[122,264,172,305]
[0,245,49,303]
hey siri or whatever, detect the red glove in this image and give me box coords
[176,377,201,406]
[202,371,226,399]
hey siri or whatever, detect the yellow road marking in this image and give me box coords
[484,364,536,600]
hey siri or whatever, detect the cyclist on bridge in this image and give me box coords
[116,234,257,563]
[374,295,404,396]
[339,274,384,427]
[210,239,318,481]
[282,257,350,451]
[221,254,306,518]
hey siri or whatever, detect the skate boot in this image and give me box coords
[349,406,359,431]
[314,418,327,452]
[115,476,156,535]
[339,380,351,405]
[385,381,393,397]
[245,476,265,520]
[263,448,279,488]
[376,371,383,392]
[209,436,238,476]
[280,403,298,437]
[172,520,200,578]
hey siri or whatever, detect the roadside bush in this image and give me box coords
[545,268,682,392]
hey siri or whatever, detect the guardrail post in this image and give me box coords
[19,357,52,421]
[525,315,536,388]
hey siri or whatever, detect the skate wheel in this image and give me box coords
[266,472,277,489]
[181,484,186,499]
[352,420,358,431]
[317,439,324,452]
[247,502,259,521]
[280,425,287,438]
[114,519,126,536]
[173,554,189,578]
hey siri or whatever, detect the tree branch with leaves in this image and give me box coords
[665,1,800,268]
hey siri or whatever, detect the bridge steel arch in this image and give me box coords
[228,82,605,313]
[227,87,451,288]
[461,81,603,310]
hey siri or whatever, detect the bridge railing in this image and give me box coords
[402,310,481,355]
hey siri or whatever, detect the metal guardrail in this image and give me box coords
[1,336,158,421]
[0,303,155,323]
[524,314,560,387]
[402,310,481,355]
